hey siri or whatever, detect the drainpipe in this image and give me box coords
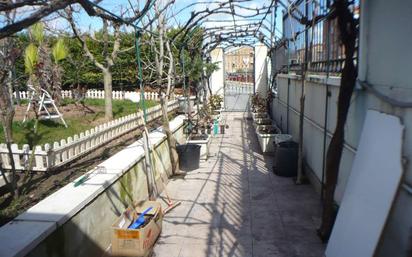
[296,0,309,184]
[286,40,290,134]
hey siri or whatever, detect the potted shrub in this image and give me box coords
[250,93,267,114]
[208,94,223,114]
[256,125,281,153]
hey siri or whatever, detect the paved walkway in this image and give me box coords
[153,112,325,257]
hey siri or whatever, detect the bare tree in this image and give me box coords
[152,1,180,175]
[0,9,20,197]
[66,8,121,120]
[318,0,358,241]
[0,0,109,40]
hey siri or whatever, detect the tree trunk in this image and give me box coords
[103,69,113,120]
[7,69,13,104]
[0,86,18,197]
[160,96,179,175]
[318,0,358,241]
[202,74,208,105]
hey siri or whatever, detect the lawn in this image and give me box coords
[0,99,157,147]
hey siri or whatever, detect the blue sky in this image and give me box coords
[70,0,283,41]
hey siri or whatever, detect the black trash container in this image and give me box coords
[273,141,299,177]
[177,144,201,171]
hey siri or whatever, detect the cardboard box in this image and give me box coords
[111,201,163,257]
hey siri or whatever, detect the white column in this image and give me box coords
[254,43,268,97]
[209,48,224,96]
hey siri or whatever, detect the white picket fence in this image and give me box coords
[14,90,180,103]
[0,100,179,172]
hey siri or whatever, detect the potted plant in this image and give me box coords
[250,94,267,114]
[208,94,223,115]
[256,125,281,153]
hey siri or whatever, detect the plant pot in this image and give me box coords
[211,114,220,120]
[252,112,268,121]
[253,118,272,129]
[177,96,196,114]
[177,144,201,171]
[273,141,298,177]
[272,134,293,154]
[256,125,280,153]
[212,110,221,115]
[187,134,211,160]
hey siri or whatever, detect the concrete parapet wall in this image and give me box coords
[0,115,187,257]
[272,71,412,257]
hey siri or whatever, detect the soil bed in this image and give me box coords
[189,134,209,141]
[258,126,280,134]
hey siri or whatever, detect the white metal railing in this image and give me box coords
[225,81,254,94]
[14,90,181,103]
[0,100,179,172]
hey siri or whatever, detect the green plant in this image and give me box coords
[52,38,68,64]
[251,93,266,113]
[208,94,223,112]
[24,43,38,74]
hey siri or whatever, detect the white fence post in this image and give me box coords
[0,101,179,172]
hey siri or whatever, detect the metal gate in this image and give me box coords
[223,46,255,112]
[224,80,254,112]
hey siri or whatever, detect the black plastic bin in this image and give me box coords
[273,141,299,177]
[177,144,201,171]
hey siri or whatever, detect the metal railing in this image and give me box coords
[279,0,359,74]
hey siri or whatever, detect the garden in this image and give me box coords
[0,99,157,146]
[0,3,219,229]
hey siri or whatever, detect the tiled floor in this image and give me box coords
[153,112,325,257]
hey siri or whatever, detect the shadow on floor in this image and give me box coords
[154,112,325,257]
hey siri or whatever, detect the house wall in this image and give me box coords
[254,43,269,97]
[224,46,254,73]
[271,0,412,256]
[210,48,225,96]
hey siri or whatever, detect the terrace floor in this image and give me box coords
[153,112,325,257]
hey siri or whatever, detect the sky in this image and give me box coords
[67,0,284,46]
[9,0,284,48]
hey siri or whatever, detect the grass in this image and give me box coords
[0,99,158,147]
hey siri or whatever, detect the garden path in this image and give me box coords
[154,112,325,257]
